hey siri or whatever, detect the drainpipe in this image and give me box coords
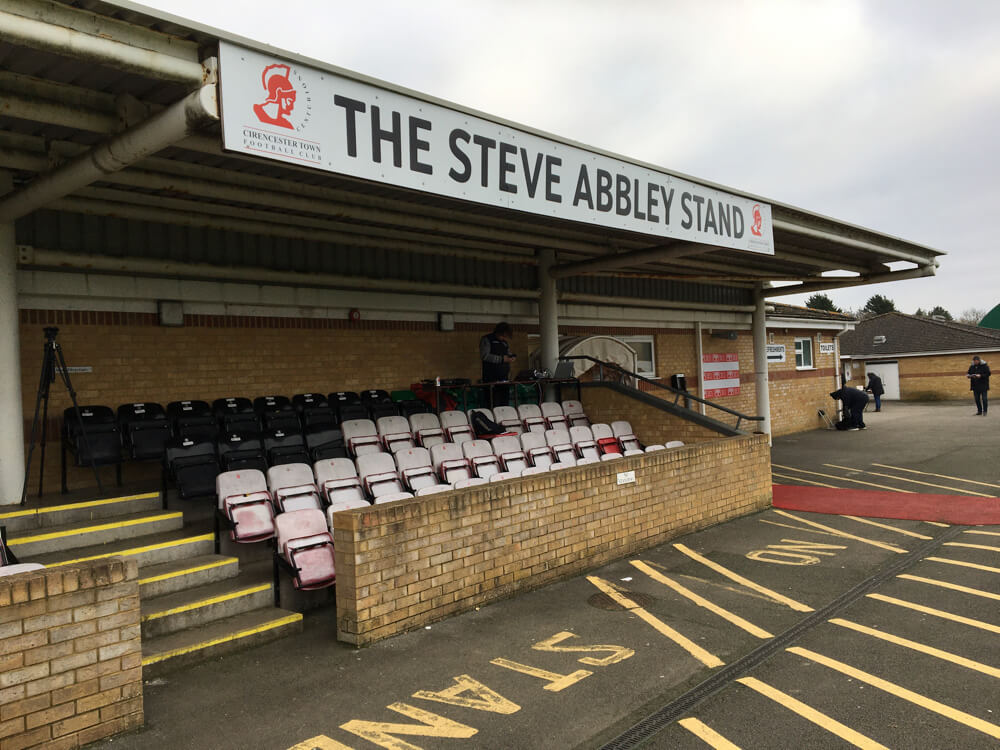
[0,172,24,505]
[752,283,772,444]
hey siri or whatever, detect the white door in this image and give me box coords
[865,361,900,400]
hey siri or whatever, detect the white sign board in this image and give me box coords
[616,471,636,486]
[218,42,775,254]
[766,344,786,363]
[819,342,836,355]
[702,353,740,398]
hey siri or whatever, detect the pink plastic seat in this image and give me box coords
[394,447,437,490]
[517,404,546,433]
[569,425,599,460]
[561,400,590,427]
[491,435,528,473]
[430,442,472,483]
[216,469,275,543]
[275,508,335,590]
[266,463,322,513]
[439,410,474,443]
[463,439,501,479]
[409,413,445,449]
[356,452,403,498]
[591,423,623,455]
[377,415,415,453]
[341,419,382,457]
[519,431,554,469]
[313,457,365,506]
[611,420,641,452]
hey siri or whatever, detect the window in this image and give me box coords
[620,336,656,377]
[794,337,813,369]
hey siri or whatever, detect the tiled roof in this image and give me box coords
[840,312,1000,357]
[768,302,856,323]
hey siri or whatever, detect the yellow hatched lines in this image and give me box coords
[945,541,1000,553]
[965,529,1000,538]
[771,472,836,488]
[823,464,994,497]
[840,516,931,539]
[925,556,1000,574]
[677,717,741,749]
[871,463,1000,490]
[897,574,1000,601]
[771,464,912,493]
[866,593,1000,634]
[771,510,907,553]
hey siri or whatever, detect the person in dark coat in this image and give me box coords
[480,322,515,407]
[830,386,869,430]
[967,355,991,415]
[865,372,885,412]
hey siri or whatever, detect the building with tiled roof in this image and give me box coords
[839,312,1000,400]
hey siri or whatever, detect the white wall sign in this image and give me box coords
[616,470,636,486]
[766,344,786,363]
[819,342,836,355]
[702,353,740,398]
[218,42,775,254]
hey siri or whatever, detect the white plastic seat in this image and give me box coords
[415,484,452,496]
[215,469,275,543]
[462,439,501,479]
[624,449,645,457]
[409,413,445,448]
[599,453,622,461]
[569,425,599,460]
[439,410,474,443]
[313,458,365,506]
[521,465,548,476]
[645,444,666,452]
[325,496,370,527]
[488,471,519,482]
[550,460,576,470]
[341,419,382,457]
[395,447,437,490]
[377,415,415,453]
[491,434,528,473]
[561,400,590,427]
[430,442,472,484]
[540,401,568,430]
[492,406,523,434]
[452,477,488,489]
[356,452,403,498]
[545,428,576,464]
[575,456,600,465]
[611,420,641,452]
[591,423,623,455]
[517,404,546,433]
[666,440,686,449]
[519,431,554,469]
[267,463,322,513]
[274,508,336,590]
[374,491,414,504]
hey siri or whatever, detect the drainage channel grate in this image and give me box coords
[600,525,964,750]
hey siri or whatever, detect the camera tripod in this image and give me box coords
[21,327,103,505]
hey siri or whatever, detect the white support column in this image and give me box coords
[537,248,559,376]
[694,321,705,415]
[0,172,25,504]
[752,283,772,443]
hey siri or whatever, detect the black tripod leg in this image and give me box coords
[54,344,104,494]
[20,345,53,506]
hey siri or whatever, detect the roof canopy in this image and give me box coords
[0,0,945,309]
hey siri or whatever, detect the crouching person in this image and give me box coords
[830,386,869,431]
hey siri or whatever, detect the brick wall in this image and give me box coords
[332,434,771,645]
[579,385,726,444]
[0,557,142,749]
[895,352,998,400]
[766,330,841,436]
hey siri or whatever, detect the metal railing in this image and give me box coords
[558,355,764,431]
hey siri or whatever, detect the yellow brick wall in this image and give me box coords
[0,557,143,748]
[766,330,841,436]
[895,352,999,400]
[332,434,772,645]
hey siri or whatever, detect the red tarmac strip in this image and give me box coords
[772,484,1000,525]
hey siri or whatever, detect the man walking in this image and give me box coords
[967,355,991,415]
[866,372,884,412]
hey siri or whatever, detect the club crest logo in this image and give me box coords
[750,203,763,237]
[252,63,311,132]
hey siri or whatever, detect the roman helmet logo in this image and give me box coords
[750,203,763,237]
[253,63,297,129]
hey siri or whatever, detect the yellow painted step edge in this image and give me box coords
[142,583,272,622]
[139,558,239,586]
[9,512,183,545]
[50,533,215,568]
[141,612,303,666]
[0,492,160,520]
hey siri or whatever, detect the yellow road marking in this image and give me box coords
[823,464,993,497]
[489,658,592,692]
[736,676,889,749]
[965,530,1000,538]
[924,521,950,527]
[871,463,1000,490]
[141,584,271,622]
[759,519,843,538]
[866,593,1000,634]
[9,512,182,545]
[586,575,724,668]
[771,472,836,488]
[141,612,302,665]
[288,736,355,750]
[49,533,215,567]
[771,464,913,493]
[925,556,1000,574]
[772,510,907,553]
[898,574,1000,601]
[945,541,1000,553]
[830,618,1000,679]
[677,717,742,749]
[673,543,813,612]
[341,703,477,746]
[840,516,931,539]
[789,647,1000,740]
[139,558,237,586]
[0,492,159,520]
[631,560,772,639]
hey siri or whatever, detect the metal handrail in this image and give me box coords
[558,355,764,430]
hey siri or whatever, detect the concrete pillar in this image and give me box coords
[694,321,705,415]
[537,248,559,375]
[752,283,772,443]
[0,173,25,504]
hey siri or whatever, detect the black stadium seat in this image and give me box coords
[117,402,172,460]
[264,428,310,466]
[367,401,400,422]
[168,400,218,443]
[217,431,267,473]
[335,403,369,425]
[61,405,123,493]
[360,389,393,405]
[254,395,300,432]
[304,426,347,461]
[163,437,220,500]
[293,393,336,430]
[213,397,260,433]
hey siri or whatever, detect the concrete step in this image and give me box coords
[0,491,162,532]
[6,509,184,557]
[140,571,275,639]
[23,524,215,569]
[138,554,240,599]
[141,607,303,678]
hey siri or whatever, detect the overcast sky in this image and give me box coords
[139,0,1000,320]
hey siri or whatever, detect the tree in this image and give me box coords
[862,295,897,316]
[958,307,987,325]
[914,308,928,317]
[805,293,842,313]
[929,305,952,321]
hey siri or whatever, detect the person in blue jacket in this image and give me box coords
[865,372,884,412]
[967,355,991,415]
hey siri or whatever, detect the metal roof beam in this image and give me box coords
[549,241,711,279]
[774,219,942,267]
[764,264,936,298]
